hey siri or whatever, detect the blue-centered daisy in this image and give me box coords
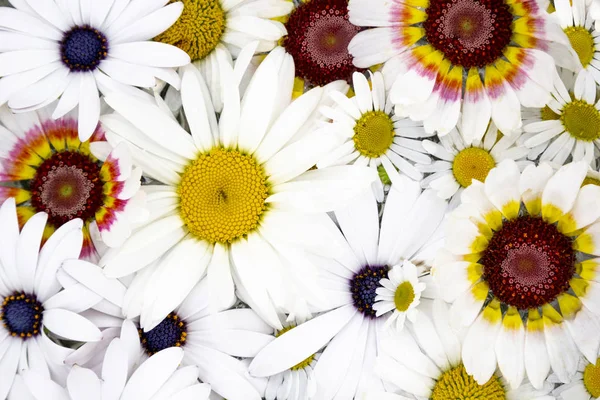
[99,46,377,332]
[521,70,600,166]
[154,0,293,112]
[250,181,447,399]
[0,0,191,141]
[317,71,433,200]
[433,160,600,390]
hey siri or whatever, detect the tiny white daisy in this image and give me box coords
[373,260,426,331]
[0,0,191,140]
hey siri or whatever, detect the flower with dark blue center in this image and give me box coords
[1,293,44,338]
[139,313,187,355]
[60,25,108,72]
[350,265,389,318]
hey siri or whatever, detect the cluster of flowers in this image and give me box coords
[1,0,600,399]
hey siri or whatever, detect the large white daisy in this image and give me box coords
[155,0,293,112]
[98,45,377,331]
[317,71,433,200]
[0,0,191,140]
[417,122,531,206]
[0,198,108,398]
[433,160,600,389]
[21,341,210,400]
[249,180,447,399]
[521,70,600,166]
[364,299,556,400]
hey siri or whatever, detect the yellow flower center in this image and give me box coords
[452,147,495,188]
[154,0,226,62]
[394,281,415,312]
[353,111,395,158]
[584,358,600,397]
[276,326,316,371]
[582,176,600,187]
[431,364,506,400]
[178,148,269,244]
[540,105,560,121]
[564,26,595,68]
[561,100,600,142]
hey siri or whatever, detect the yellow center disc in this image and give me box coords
[584,358,600,397]
[582,176,600,187]
[178,147,269,244]
[431,364,506,400]
[154,0,226,62]
[394,281,415,312]
[561,100,600,142]
[353,111,395,158]
[540,105,560,121]
[276,326,316,371]
[452,147,496,188]
[564,26,595,68]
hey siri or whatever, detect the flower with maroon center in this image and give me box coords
[0,107,145,261]
[347,0,565,141]
[433,160,600,391]
[282,0,363,88]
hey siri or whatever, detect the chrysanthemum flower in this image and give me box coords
[249,182,447,398]
[99,46,377,332]
[553,0,600,85]
[522,71,600,166]
[417,123,530,205]
[154,0,292,112]
[553,356,600,399]
[22,342,210,400]
[278,0,363,91]
[0,0,191,140]
[363,300,555,400]
[433,160,600,389]
[347,0,568,139]
[0,105,146,261]
[0,198,106,399]
[317,71,433,200]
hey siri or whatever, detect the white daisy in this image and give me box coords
[317,71,433,200]
[63,259,280,400]
[0,198,107,399]
[417,123,531,206]
[155,0,293,112]
[98,45,377,331]
[249,180,447,399]
[553,357,600,400]
[373,260,426,332]
[553,0,600,85]
[363,299,556,400]
[521,70,600,166]
[0,0,191,140]
[21,341,210,400]
[433,160,600,389]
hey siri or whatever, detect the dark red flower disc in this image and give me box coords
[480,216,575,309]
[30,151,105,228]
[423,0,513,68]
[283,0,362,86]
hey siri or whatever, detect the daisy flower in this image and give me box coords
[433,159,600,390]
[317,71,433,200]
[63,260,274,400]
[0,198,107,399]
[553,357,600,400]
[21,343,210,400]
[99,45,377,331]
[347,0,569,139]
[373,260,426,331]
[0,105,146,262]
[278,0,363,91]
[249,181,447,399]
[0,0,191,140]
[553,0,600,85]
[154,0,292,112]
[363,299,555,400]
[417,122,531,205]
[522,70,600,166]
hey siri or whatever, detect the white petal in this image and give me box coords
[43,308,102,342]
